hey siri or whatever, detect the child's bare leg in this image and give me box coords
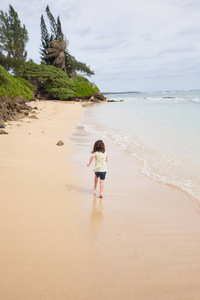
[99,179,104,198]
[94,175,98,190]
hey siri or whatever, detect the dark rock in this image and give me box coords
[56,140,64,146]
[7,116,13,121]
[0,129,8,134]
[28,115,38,119]
[15,113,24,119]
[107,99,124,103]
[0,98,34,126]
[92,92,106,101]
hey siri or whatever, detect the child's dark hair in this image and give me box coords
[92,140,105,153]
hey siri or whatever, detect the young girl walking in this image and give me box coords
[87,140,107,198]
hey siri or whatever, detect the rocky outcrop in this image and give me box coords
[92,92,106,101]
[107,99,124,102]
[0,98,36,127]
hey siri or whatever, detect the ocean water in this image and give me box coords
[79,90,200,203]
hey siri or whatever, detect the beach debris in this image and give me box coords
[0,129,8,134]
[56,140,64,146]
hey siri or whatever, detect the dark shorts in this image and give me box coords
[95,171,107,180]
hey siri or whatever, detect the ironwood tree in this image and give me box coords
[0,5,28,70]
[40,6,94,77]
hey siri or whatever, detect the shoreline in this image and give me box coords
[1,100,200,299]
[71,112,200,299]
[79,98,200,205]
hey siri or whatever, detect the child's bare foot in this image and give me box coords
[99,194,103,198]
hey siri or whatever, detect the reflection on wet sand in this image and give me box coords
[89,193,103,239]
[65,184,92,194]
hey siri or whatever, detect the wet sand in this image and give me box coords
[71,124,200,299]
[1,101,200,299]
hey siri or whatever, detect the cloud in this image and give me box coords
[158,45,196,55]
[73,27,93,37]
[1,0,200,91]
[178,26,200,36]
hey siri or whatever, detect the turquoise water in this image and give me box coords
[80,90,200,202]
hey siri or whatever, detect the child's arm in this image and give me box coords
[106,155,108,162]
[87,153,96,167]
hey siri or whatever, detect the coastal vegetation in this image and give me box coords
[40,6,94,78]
[0,5,100,102]
[0,5,28,72]
[15,61,99,100]
[0,65,35,100]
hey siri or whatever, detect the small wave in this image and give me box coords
[80,102,200,204]
[142,164,200,202]
[163,97,175,99]
[139,97,200,103]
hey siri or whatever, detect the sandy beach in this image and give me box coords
[1,100,200,300]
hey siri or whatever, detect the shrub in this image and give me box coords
[74,81,99,98]
[0,65,34,100]
[14,61,100,100]
[16,62,76,100]
[75,75,89,83]
[44,77,75,99]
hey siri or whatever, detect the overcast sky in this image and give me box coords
[1,0,200,92]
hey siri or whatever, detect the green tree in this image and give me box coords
[65,54,94,78]
[45,5,64,40]
[40,6,94,77]
[40,15,53,65]
[0,5,29,70]
[40,5,64,65]
[15,61,75,99]
[0,51,9,70]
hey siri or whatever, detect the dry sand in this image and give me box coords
[1,100,200,300]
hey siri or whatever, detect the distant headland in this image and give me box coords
[102,91,140,95]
